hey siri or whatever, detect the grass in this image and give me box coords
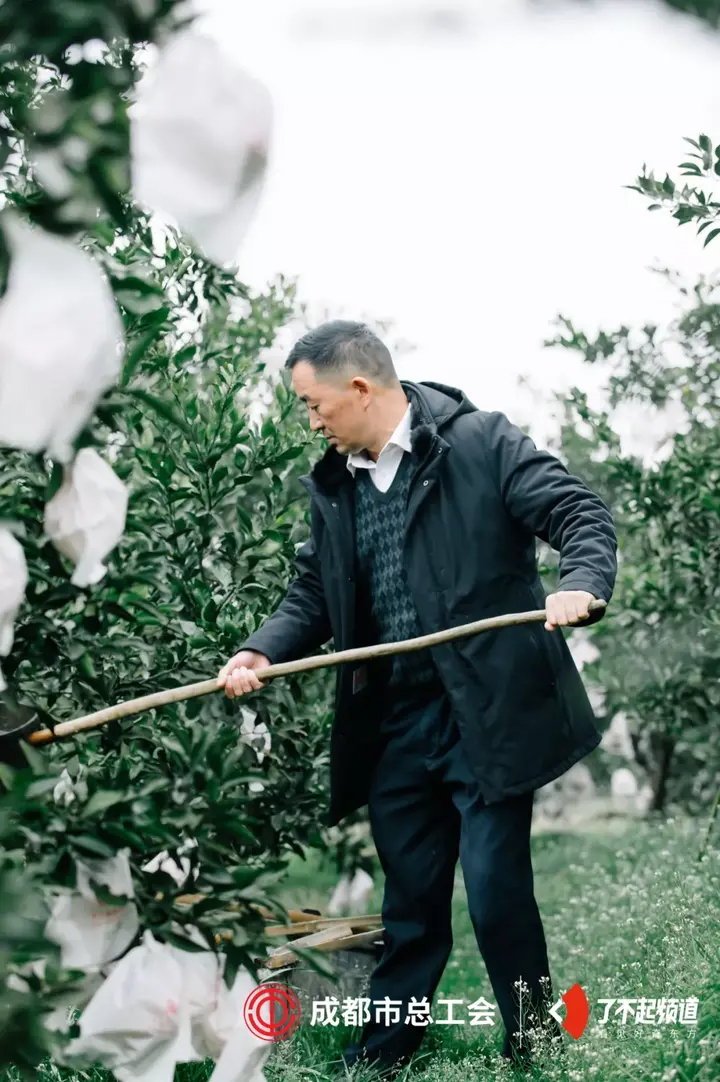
[256,814,720,1082]
[20,814,720,1082]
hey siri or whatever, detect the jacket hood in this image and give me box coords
[307,379,478,494]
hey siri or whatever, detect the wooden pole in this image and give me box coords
[27,599,606,746]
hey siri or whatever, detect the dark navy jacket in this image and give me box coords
[241,380,617,826]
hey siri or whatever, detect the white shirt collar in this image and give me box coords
[345,400,413,476]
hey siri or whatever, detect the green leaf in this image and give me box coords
[26,777,63,799]
[72,834,116,859]
[126,597,169,625]
[135,777,169,798]
[202,868,235,887]
[82,790,127,817]
[46,462,65,501]
[0,762,16,790]
[159,735,189,763]
[158,927,213,952]
[236,505,253,531]
[229,865,265,887]
[121,318,170,386]
[78,652,97,680]
[125,388,194,439]
[271,445,306,466]
[114,288,166,315]
[702,228,720,247]
[20,742,48,776]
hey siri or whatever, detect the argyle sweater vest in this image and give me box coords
[354,450,441,696]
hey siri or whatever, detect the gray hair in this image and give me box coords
[285,320,398,387]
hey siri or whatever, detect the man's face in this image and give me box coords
[291,360,370,455]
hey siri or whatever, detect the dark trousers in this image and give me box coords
[342,690,558,1071]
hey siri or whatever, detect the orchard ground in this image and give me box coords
[17,813,719,1082]
[262,814,719,1082]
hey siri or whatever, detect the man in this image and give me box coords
[217,321,617,1077]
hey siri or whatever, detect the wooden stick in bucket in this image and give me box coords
[28,600,606,746]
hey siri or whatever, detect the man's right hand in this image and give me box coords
[216,649,272,699]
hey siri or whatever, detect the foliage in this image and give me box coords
[0,3,339,1073]
[0,225,337,1066]
[629,134,720,249]
[544,268,720,814]
[1,208,334,952]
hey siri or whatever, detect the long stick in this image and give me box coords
[28,599,606,745]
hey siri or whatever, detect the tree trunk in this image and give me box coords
[630,729,675,814]
[649,733,676,813]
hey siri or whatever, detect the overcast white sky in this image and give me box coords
[193,0,720,455]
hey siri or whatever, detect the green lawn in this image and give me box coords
[261,815,720,1082]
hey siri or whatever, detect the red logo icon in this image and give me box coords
[548,982,590,1039]
[243,983,302,1041]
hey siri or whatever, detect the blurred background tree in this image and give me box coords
[527,134,720,815]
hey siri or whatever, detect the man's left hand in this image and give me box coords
[544,590,596,631]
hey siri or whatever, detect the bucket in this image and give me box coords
[259,937,384,1025]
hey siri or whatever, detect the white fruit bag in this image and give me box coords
[239,707,271,763]
[204,968,272,1082]
[46,849,139,971]
[65,932,270,1082]
[142,837,199,888]
[327,873,353,917]
[64,931,198,1082]
[328,868,374,916]
[0,527,27,690]
[600,710,635,760]
[348,868,374,912]
[131,30,272,265]
[44,448,128,587]
[0,215,123,462]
